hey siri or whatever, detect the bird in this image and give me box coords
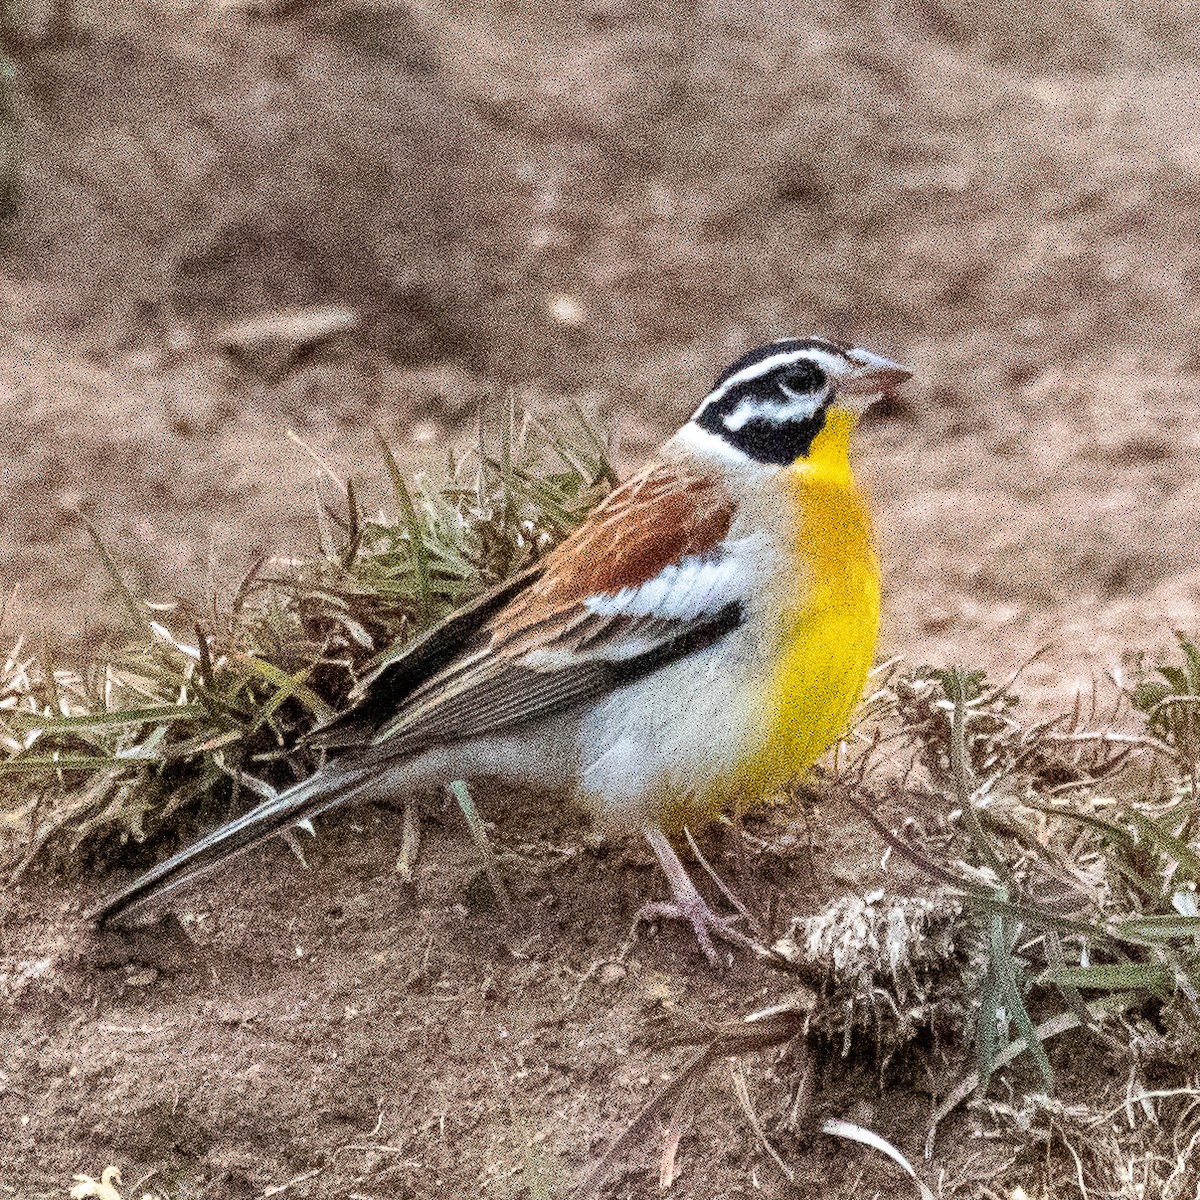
[90,336,912,962]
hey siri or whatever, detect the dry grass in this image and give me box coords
[0,400,614,873]
[571,656,1200,1195]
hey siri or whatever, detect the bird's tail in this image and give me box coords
[88,758,385,927]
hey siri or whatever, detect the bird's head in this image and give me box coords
[686,337,912,468]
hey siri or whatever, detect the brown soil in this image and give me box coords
[2,0,1199,1195]
[5,789,979,1200]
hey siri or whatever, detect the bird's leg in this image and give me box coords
[635,824,762,965]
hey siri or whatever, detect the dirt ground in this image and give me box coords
[2,0,1200,1196]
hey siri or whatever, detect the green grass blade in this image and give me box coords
[1127,809,1200,880]
[0,753,155,774]
[1113,914,1200,942]
[1178,633,1200,689]
[3,704,208,731]
[976,949,1000,1087]
[1039,962,1173,993]
[988,915,1053,1089]
[39,637,63,716]
[341,476,362,569]
[76,512,150,629]
[1115,861,1167,904]
[235,656,334,725]
[195,624,216,691]
[246,665,318,736]
[313,483,339,563]
[374,430,433,627]
[1030,803,1136,848]
[449,779,512,917]
[945,667,1012,886]
[160,728,244,760]
[960,894,1110,941]
[1043,930,1094,1028]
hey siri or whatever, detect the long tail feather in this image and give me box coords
[88,760,383,927]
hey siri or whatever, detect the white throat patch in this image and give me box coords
[673,421,755,466]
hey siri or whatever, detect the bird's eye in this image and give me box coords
[779,362,827,395]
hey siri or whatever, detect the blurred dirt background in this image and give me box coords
[2,0,1200,1197]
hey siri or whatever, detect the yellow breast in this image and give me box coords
[734,407,881,798]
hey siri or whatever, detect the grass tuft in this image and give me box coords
[0,401,614,871]
[846,656,1200,1146]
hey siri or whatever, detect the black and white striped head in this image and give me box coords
[688,337,911,466]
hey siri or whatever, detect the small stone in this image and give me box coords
[217,305,360,378]
[547,293,587,327]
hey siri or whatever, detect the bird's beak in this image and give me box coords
[839,349,913,397]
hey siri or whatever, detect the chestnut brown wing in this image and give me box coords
[364,457,742,754]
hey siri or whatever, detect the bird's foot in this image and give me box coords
[636,824,765,966]
[632,895,760,966]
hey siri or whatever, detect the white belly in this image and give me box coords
[574,620,772,830]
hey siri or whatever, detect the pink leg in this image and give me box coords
[635,825,761,965]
